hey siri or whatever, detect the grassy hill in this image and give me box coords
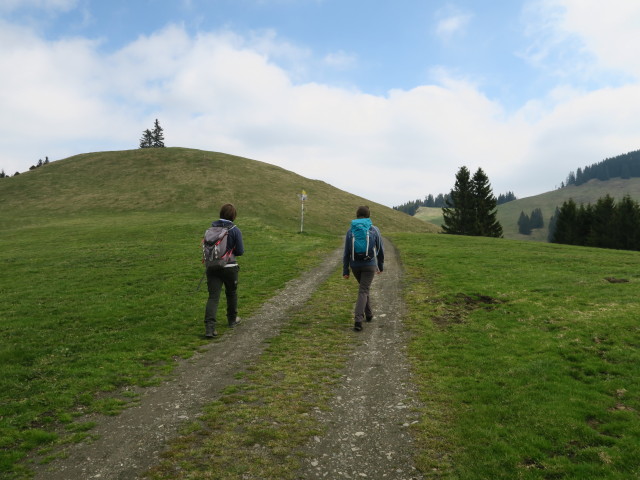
[0,147,438,235]
[497,178,640,241]
[0,148,436,477]
[414,206,444,226]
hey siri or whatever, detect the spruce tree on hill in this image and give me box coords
[425,194,435,207]
[139,129,153,148]
[615,195,640,250]
[442,166,475,235]
[551,199,578,245]
[518,211,531,235]
[442,167,502,237]
[553,199,593,246]
[152,119,165,148]
[472,167,503,237]
[530,208,544,229]
[588,194,616,248]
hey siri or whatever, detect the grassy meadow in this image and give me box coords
[0,148,433,477]
[2,149,640,478]
[392,233,640,479]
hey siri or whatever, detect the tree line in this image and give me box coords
[393,190,515,216]
[561,149,640,188]
[442,166,503,237]
[548,194,640,250]
[517,208,544,235]
[1,157,50,178]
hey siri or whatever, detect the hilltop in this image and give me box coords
[0,148,438,235]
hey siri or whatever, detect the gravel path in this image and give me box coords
[31,248,343,480]
[30,240,423,479]
[298,240,423,480]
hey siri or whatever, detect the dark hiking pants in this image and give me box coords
[205,265,239,328]
[351,265,377,323]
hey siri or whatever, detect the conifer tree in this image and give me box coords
[425,194,435,207]
[442,166,475,235]
[472,168,503,237]
[442,166,502,237]
[139,129,153,148]
[530,208,544,229]
[587,194,616,248]
[615,195,640,250]
[551,199,578,245]
[518,211,531,235]
[151,119,165,148]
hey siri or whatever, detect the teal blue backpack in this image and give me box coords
[350,218,376,261]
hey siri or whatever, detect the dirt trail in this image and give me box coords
[31,241,423,479]
[31,248,343,480]
[298,240,423,479]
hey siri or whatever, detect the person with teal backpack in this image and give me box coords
[343,206,384,331]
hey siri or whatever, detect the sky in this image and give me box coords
[1,0,640,206]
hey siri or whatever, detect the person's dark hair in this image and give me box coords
[220,203,237,221]
[356,206,370,218]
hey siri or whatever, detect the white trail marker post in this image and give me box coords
[298,190,307,233]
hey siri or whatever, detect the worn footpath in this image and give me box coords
[30,241,423,479]
[298,240,423,480]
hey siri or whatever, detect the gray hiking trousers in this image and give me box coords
[351,265,377,323]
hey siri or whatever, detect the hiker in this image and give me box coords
[203,203,244,338]
[343,205,384,332]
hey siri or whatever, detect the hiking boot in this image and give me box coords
[353,322,363,332]
[228,317,242,328]
[365,315,374,322]
[205,324,218,338]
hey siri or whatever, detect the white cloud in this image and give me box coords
[522,0,640,81]
[434,5,473,42]
[2,7,640,205]
[555,0,640,78]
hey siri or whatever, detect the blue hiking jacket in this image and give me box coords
[342,218,384,276]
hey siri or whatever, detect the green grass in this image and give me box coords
[390,232,640,479]
[7,148,640,478]
[415,206,444,226]
[0,212,338,477]
[0,147,432,478]
[143,267,357,480]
